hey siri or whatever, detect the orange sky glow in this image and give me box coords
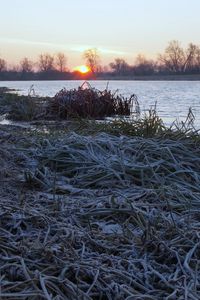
[73,65,91,74]
[0,0,200,70]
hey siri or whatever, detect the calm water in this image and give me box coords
[0,80,200,127]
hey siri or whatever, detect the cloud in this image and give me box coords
[0,38,75,53]
[0,38,128,56]
[0,37,64,49]
[70,45,127,56]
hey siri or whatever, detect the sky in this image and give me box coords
[0,0,200,69]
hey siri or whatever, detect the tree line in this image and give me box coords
[0,52,70,80]
[0,40,200,80]
[109,41,200,76]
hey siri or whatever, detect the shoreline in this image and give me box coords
[1,74,200,81]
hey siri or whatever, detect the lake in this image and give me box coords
[0,80,200,127]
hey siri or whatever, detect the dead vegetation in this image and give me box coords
[0,114,200,298]
[46,82,135,119]
[0,83,135,121]
[0,85,200,299]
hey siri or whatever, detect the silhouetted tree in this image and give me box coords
[20,57,33,73]
[159,40,185,73]
[39,53,54,72]
[134,54,156,75]
[1,40,200,80]
[83,48,100,74]
[11,65,20,72]
[56,52,67,72]
[182,43,196,72]
[194,47,200,72]
[109,58,130,75]
[158,40,200,74]
[0,58,7,72]
[184,44,200,73]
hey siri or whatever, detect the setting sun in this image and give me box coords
[73,65,91,74]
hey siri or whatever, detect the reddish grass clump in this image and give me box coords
[47,82,136,119]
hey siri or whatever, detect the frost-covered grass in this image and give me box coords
[0,91,46,121]
[0,121,200,299]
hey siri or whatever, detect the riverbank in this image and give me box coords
[99,74,200,81]
[1,74,200,81]
[0,123,200,298]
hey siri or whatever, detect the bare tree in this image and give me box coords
[56,52,67,72]
[83,48,100,74]
[159,40,186,73]
[134,54,156,75]
[39,53,54,72]
[194,47,200,72]
[109,58,129,75]
[0,58,7,72]
[20,57,33,73]
[11,64,20,72]
[184,43,200,72]
[159,40,200,73]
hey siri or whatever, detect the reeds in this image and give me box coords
[0,93,44,121]
[0,122,200,299]
[46,82,135,119]
[0,83,137,121]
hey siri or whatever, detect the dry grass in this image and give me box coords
[0,121,200,299]
[0,83,136,121]
[42,82,135,119]
[0,94,46,122]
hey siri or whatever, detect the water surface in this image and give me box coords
[0,80,200,127]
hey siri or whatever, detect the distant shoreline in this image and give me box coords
[1,74,200,81]
[97,74,200,81]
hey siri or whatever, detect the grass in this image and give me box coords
[0,117,200,298]
[0,83,197,140]
[0,85,200,299]
[0,87,50,121]
[0,83,136,121]
[46,82,135,119]
[0,93,44,121]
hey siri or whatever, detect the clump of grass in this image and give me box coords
[76,105,198,141]
[0,91,48,121]
[8,96,40,121]
[46,82,135,119]
[0,86,11,95]
[99,108,165,137]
